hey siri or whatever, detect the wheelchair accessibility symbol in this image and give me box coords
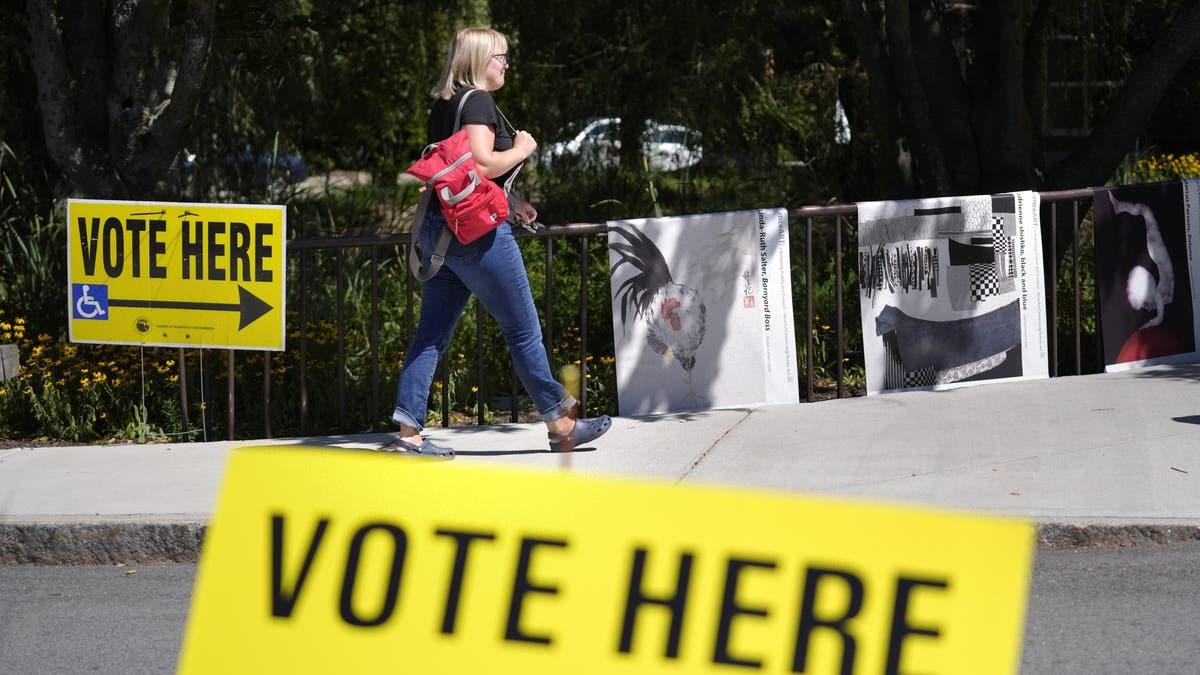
[73,283,110,320]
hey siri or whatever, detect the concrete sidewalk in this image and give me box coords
[2,362,1198,563]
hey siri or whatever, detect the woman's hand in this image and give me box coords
[466,123,537,178]
[511,196,538,227]
[514,130,537,160]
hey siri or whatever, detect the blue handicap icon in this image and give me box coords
[73,283,109,320]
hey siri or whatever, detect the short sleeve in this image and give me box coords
[458,90,502,130]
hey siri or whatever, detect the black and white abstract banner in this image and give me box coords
[857,192,1049,395]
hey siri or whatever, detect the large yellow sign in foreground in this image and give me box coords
[179,446,1033,674]
[67,199,286,350]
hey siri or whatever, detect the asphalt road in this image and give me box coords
[2,542,1199,674]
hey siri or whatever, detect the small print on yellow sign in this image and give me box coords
[67,198,286,350]
[179,447,1034,674]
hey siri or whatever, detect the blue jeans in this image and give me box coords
[392,213,576,431]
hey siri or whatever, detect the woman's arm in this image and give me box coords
[465,122,536,179]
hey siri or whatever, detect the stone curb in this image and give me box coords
[1036,523,1200,549]
[0,522,206,565]
[4,521,1200,564]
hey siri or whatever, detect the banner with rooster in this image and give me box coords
[607,210,799,416]
[857,191,1049,395]
[1092,180,1200,372]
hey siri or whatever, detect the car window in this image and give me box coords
[588,120,617,140]
[658,128,687,144]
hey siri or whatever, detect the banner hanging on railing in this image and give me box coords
[1093,180,1200,372]
[856,192,1049,395]
[606,210,798,416]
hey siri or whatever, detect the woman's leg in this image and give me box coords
[446,223,576,422]
[391,223,473,433]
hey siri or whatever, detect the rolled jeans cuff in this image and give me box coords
[540,393,578,423]
[391,407,423,432]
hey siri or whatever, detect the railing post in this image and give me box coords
[336,249,347,430]
[805,217,814,402]
[227,349,235,441]
[299,251,309,433]
[1073,200,1082,375]
[441,351,450,428]
[370,246,381,431]
[1049,206,1058,378]
[201,348,212,442]
[835,216,846,398]
[264,351,272,439]
[535,237,554,423]
[177,347,189,436]
[579,235,590,415]
[476,299,485,426]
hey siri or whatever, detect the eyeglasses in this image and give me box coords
[492,53,509,66]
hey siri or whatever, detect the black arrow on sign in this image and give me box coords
[108,286,274,330]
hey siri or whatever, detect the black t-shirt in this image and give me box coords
[428,87,519,191]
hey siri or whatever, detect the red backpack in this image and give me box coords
[406,90,510,280]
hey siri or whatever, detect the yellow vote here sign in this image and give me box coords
[67,199,286,350]
[179,447,1034,674]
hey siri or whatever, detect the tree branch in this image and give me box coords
[1047,0,1200,189]
[1023,0,1054,177]
[60,0,110,143]
[884,0,952,195]
[843,0,912,196]
[25,0,117,196]
[103,0,214,197]
[910,1,978,192]
[971,0,1034,191]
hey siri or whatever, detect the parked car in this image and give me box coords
[180,147,308,184]
[542,117,702,171]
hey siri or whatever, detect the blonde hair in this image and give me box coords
[432,27,508,100]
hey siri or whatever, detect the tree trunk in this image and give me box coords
[843,0,913,197]
[25,0,215,199]
[1046,0,1200,190]
[847,0,1200,200]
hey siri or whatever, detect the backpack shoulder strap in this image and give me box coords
[409,89,476,281]
[407,192,454,282]
[454,89,475,132]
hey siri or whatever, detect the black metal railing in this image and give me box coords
[184,190,1098,440]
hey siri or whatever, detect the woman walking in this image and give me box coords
[386,27,611,458]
